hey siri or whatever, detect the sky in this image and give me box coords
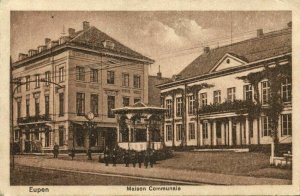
[11,11,291,78]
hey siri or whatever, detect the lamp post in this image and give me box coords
[85,112,95,160]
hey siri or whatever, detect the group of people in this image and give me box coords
[103,148,156,168]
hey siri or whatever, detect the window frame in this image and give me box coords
[59,93,64,116]
[123,97,130,107]
[59,67,65,82]
[90,94,99,116]
[176,124,183,141]
[188,95,195,115]
[227,87,236,102]
[262,116,271,137]
[200,92,207,107]
[261,81,270,105]
[107,70,115,84]
[76,92,85,116]
[176,97,183,117]
[45,71,51,86]
[244,84,253,101]
[281,77,292,103]
[122,73,130,87]
[25,76,30,91]
[107,95,115,118]
[202,122,208,139]
[188,122,196,140]
[76,66,85,81]
[281,114,292,136]
[165,99,172,118]
[166,125,172,141]
[133,74,141,88]
[213,90,221,104]
[90,68,98,83]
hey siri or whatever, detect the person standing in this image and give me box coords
[103,147,110,166]
[124,150,130,167]
[149,149,155,168]
[144,150,149,168]
[53,143,59,158]
[132,151,138,167]
[112,148,117,166]
[138,151,143,168]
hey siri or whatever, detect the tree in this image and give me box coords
[237,61,291,156]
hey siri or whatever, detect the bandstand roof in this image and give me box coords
[113,102,166,114]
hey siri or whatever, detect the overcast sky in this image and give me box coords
[11,11,291,77]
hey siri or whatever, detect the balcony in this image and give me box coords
[17,114,51,124]
[198,100,261,115]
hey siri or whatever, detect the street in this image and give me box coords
[11,165,196,185]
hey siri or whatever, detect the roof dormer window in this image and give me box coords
[103,40,115,50]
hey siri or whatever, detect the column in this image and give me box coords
[116,123,120,143]
[245,117,249,145]
[228,118,233,146]
[212,120,217,146]
[207,121,211,146]
[128,124,131,142]
[236,121,240,145]
[199,122,203,146]
[252,119,258,144]
[21,131,25,153]
[221,122,225,145]
[146,125,150,148]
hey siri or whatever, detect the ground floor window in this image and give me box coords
[25,130,30,140]
[45,129,50,147]
[176,124,182,141]
[281,114,292,136]
[59,126,65,146]
[188,123,195,140]
[262,116,271,137]
[216,122,221,138]
[76,127,84,147]
[166,125,172,141]
[202,122,208,139]
[34,129,39,140]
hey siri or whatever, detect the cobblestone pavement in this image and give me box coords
[14,155,291,185]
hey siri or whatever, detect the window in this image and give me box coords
[166,99,172,118]
[76,93,85,116]
[16,78,22,93]
[261,81,270,105]
[26,98,30,117]
[176,124,182,141]
[202,122,208,139]
[103,40,115,49]
[166,125,172,141]
[216,123,221,138]
[282,114,292,136]
[262,116,271,137]
[59,93,64,116]
[133,75,141,88]
[59,126,64,146]
[17,101,21,118]
[122,73,129,87]
[282,78,291,102]
[90,130,98,147]
[200,93,207,107]
[134,98,141,104]
[35,98,40,116]
[26,76,30,91]
[107,71,115,84]
[34,129,39,140]
[227,87,236,102]
[76,128,84,147]
[123,97,130,107]
[189,123,195,140]
[45,128,50,147]
[35,74,40,88]
[45,95,49,116]
[59,67,65,82]
[176,97,183,117]
[213,90,221,104]
[107,96,115,118]
[90,69,98,83]
[45,71,51,86]
[91,94,99,116]
[188,95,195,115]
[244,84,253,101]
[76,66,85,81]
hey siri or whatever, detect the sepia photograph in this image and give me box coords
[1,1,300,195]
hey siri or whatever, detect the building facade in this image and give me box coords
[158,23,292,148]
[12,21,154,153]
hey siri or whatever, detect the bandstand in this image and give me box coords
[113,102,166,151]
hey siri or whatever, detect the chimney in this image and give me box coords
[18,53,28,61]
[45,38,51,45]
[157,65,162,79]
[257,29,264,38]
[51,40,59,47]
[83,21,90,31]
[204,46,210,53]
[68,28,75,37]
[59,36,70,44]
[287,21,292,28]
[172,74,181,81]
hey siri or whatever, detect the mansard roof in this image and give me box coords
[178,27,291,80]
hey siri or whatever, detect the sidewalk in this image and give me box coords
[14,156,291,185]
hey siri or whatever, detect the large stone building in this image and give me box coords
[158,23,292,148]
[12,21,154,153]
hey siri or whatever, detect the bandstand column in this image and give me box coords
[221,122,225,145]
[212,120,217,146]
[245,117,250,145]
[228,118,233,146]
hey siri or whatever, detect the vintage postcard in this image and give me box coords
[1,0,300,195]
